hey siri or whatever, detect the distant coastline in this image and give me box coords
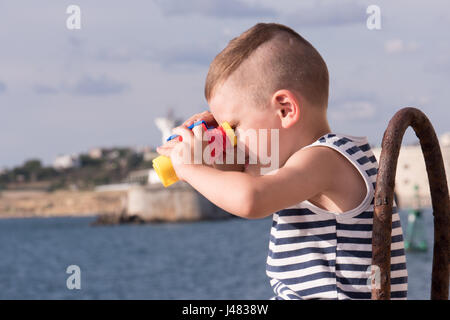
[0,190,126,219]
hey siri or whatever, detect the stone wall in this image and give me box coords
[0,190,126,218]
[126,182,231,222]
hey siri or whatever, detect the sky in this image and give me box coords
[0,0,449,168]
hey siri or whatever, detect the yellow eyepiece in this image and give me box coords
[220,121,237,147]
[152,155,179,187]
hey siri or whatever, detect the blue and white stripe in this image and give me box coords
[266,133,408,300]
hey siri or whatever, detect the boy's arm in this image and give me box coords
[169,126,334,218]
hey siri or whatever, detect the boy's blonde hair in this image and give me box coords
[205,23,329,109]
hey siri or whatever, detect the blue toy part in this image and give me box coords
[166,120,215,142]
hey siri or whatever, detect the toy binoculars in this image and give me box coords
[152,120,237,187]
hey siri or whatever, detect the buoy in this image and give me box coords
[404,185,428,252]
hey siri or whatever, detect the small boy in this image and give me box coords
[156,23,408,300]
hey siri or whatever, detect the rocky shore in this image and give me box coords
[0,190,127,219]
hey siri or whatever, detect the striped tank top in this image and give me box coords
[266,133,408,299]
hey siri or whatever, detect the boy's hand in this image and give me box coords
[182,110,218,128]
[156,124,209,181]
[181,110,245,172]
[155,137,179,158]
[156,110,216,157]
[155,109,244,173]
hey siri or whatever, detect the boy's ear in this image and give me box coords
[272,90,300,128]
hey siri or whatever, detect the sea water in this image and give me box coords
[0,210,434,299]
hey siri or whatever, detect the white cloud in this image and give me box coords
[384,39,403,53]
[70,74,129,96]
[330,101,376,121]
[384,39,419,54]
[284,0,366,27]
[32,75,130,96]
[405,95,431,107]
[154,0,275,18]
[33,84,59,95]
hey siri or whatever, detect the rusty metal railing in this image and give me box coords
[372,107,449,300]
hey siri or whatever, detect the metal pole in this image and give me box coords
[372,107,449,300]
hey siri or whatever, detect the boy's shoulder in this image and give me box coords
[287,132,371,169]
[285,142,346,174]
[283,136,369,212]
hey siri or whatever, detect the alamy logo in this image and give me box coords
[366,5,381,30]
[66,5,81,30]
[66,265,81,290]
